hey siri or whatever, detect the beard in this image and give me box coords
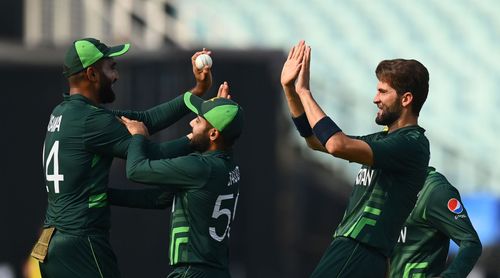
[190,131,211,153]
[99,79,116,104]
[375,102,402,126]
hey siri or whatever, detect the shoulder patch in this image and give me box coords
[447,198,463,214]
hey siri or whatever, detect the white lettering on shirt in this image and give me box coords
[398,226,407,243]
[227,166,240,186]
[47,115,62,132]
[355,168,374,186]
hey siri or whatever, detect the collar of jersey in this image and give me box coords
[387,125,426,135]
[63,93,103,108]
[200,149,232,159]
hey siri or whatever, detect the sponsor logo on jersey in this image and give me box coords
[447,198,463,214]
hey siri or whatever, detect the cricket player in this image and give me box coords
[31,37,212,277]
[281,41,430,277]
[120,85,244,278]
[390,167,482,278]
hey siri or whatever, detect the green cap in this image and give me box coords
[184,92,244,141]
[63,38,130,77]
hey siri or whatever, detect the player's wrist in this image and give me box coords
[292,113,313,137]
[296,88,311,96]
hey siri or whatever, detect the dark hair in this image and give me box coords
[375,59,429,116]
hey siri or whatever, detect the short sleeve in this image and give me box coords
[362,132,426,171]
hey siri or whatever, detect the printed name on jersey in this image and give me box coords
[47,115,62,132]
[447,198,463,214]
[227,166,240,186]
[355,168,374,186]
[397,226,407,243]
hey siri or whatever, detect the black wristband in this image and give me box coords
[292,113,313,137]
[312,116,342,146]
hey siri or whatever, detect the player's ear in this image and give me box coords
[401,92,413,108]
[209,128,220,141]
[86,66,98,82]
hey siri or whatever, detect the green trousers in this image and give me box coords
[168,265,230,278]
[39,231,120,278]
[311,237,387,278]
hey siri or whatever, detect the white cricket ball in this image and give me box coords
[195,54,212,69]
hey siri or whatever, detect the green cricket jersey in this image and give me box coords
[334,126,430,256]
[126,135,241,270]
[42,93,190,235]
[390,167,482,278]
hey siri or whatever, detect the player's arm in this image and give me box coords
[83,109,132,158]
[108,187,174,209]
[110,49,212,135]
[125,134,209,189]
[426,183,482,277]
[293,42,374,165]
[281,41,327,152]
[143,136,193,160]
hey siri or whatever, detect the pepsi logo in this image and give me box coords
[447,198,463,214]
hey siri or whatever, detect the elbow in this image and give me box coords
[126,165,139,182]
[325,139,343,157]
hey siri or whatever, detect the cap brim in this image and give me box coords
[183,92,204,115]
[106,43,130,57]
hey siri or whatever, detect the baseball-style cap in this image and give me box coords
[184,92,244,141]
[63,38,130,77]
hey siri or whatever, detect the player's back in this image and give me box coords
[43,94,122,235]
[169,150,240,270]
[390,169,480,277]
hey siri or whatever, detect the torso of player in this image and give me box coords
[43,95,120,235]
[170,152,241,270]
[335,128,429,257]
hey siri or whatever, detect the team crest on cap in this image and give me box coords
[447,198,463,214]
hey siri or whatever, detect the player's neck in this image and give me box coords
[69,87,100,105]
[387,113,418,133]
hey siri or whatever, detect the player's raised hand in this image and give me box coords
[120,116,149,136]
[281,40,305,87]
[295,44,311,95]
[217,81,231,99]
[190,48,213,96]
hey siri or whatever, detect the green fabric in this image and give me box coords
[184,91,199,114]
[390,169,482,278]
[311,237,387,277]
[88,193,107,208]
[333,126,430,257]
[183,92,243,140]
[63,38,130,77]
[39,232,120,278]
[41,90,191,276]
[203,104,239,131]
[75,40,104,68]
[126,135,241,270]
[108,43,130,57]
[42,93,189,236]
[167,265,231,278]
[107,188,174,209]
